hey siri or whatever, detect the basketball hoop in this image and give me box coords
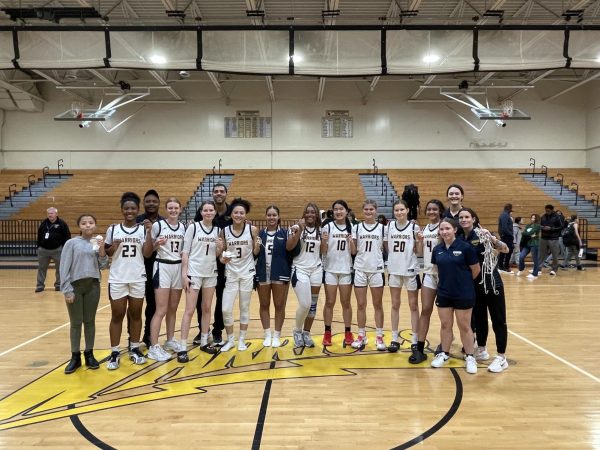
[501,99,514,119]
[71,102,84,120]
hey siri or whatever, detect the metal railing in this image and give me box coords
[579,218,588,254]
[42,166,49,187]
[591,192,599,218]
[27,174,36,197]
[570,182,579,206]
[540,165,548,186]
[556,172,564,195]
[57,159,64,178]
[529,157,536,176]
[7,184,17,207]
[0,219,39,256]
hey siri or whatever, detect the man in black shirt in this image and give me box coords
[135,190,163,346]
[36,207,71,292]
[538,204,564,276]
[193,183,232,345]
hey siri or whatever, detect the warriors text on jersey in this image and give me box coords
[323,222,353,274]
[291,226,321,272]
[106,224,146,283]
[386,221,420,275]
[353,222,385,272]
[183,222,220,277]
[422,222,440,274]
[152,220,185,261]
[224,223,256,280]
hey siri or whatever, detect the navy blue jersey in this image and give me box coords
[431,238,478,301]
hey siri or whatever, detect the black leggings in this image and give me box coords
[473,284,507,354]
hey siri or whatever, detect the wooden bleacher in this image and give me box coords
[386,169,599,249]
[552,168,600,201]
[11,170,203,232]
[0,170,44,199]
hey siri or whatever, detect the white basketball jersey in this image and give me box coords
[183,222,220,277]
[224,223,256,280]
[422,222,440,275]
[265,230,277,268]
[291,226,321,272]
[152,220,185,261]
[324,222,353,274]
[106,224,146,283]
[352,222,385,273]
[386,221,420,276]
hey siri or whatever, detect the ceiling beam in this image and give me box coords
[317,77,326,102]
[31,70,90,103]
[148,70,183,100]
[476,72,495,85]
[87,69,114,85]
[265,76,275,102]
[409,74,436,100]
[206,72,222,93]
[544,71,600,101]
[0,76,46,103]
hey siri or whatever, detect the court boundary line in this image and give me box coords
[508,328,600,383]
[0,304,111,358]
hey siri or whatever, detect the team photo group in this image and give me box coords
[56,181,514,378]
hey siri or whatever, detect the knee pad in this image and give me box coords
[239,291,251,325]
[222,308,234,327]
[308,294,318,318]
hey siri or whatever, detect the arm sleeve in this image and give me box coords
[59,240,74,295]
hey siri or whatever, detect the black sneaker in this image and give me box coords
[212,331,224,346]
[35,287,44,293]
[408,347,427,364]
[387,341,400,353]
[129,347,147,365]
[200,344,218,354]
[577,266,586,271]
[64,352,81,374]
[83,350,99,369]
[192,332,202,345]
[177,351,189,363]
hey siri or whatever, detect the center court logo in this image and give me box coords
[0,330,464,434]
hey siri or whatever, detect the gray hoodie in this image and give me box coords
[60,236,109,295]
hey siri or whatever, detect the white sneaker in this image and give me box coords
[488,355,509,373]
[148,344,171,361]
[549,270,556,276]
[376,335,387,351]
[106,351,120,370]
[263,334,272,347]
[431,352,449,368]
[220,338,235,352]
[128,347,147,365]
[293,329,304,347]
[302,331,315,348]
[526,274,538,280]
[516,271,522,276]
[164,338,180,352]
[474,346,490,361]
[237,338,248,351]
[465,355,478,374]
[351,334,368,349]
[271,335,281,348]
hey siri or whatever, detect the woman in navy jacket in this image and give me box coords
[255,205,291,348]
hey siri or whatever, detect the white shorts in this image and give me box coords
[353,270,384,288]
[325,271,352,286]
[189,275,217,290]
[153,261,182,290]
[108,281,145,300]
[422,273,439,290]
[388,274,419,291]
[292,266,323,287]
[225,276,254,293]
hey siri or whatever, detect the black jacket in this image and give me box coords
[540,212,564,240]
[37,218,71,249]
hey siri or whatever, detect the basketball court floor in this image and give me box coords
[0,266,598,449]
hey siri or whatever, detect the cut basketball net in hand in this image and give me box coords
[501,99,514,119]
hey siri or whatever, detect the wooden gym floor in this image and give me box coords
[0,267,598,449]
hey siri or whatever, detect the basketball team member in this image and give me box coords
[256,205,290,348]
[385,199,422,352]
[60,214,108,374]
[143,197,185,361]
[178,200,223,362]
[322,200,356,346]
[288,203,323,348]
[105,192,148,370]
[458,208,510,373]
[135,189,163,347]
[410,199,444,364]
[220,199,261,352]
[194,183,232,346]
[430,218,480,374]
[352,200,386,350]
[443,184,465,219]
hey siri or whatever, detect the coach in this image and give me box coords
[36,207,71,293]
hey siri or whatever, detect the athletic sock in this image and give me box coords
[358,328,365,337]
[201,333,209,346]
[417,341,425,352]
[130,342,140,349]
[392,331,399,341]
[111,346,119,353]
[264,328,271,337]
[273,330,281,338]
[239,330,247,340]
[376,328,384,337]
[344,327,351,333]
[325,325,332,332]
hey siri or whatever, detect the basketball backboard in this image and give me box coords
[471,108,531,120]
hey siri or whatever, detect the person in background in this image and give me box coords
[516,214,541,279]
[561,214,585,271]
[60,214,108,374]
[497,203,514,274]
[538,204,564,276]
[510,217,523,268]
[36,207,71,293]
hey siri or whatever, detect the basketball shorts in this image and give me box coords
[388,274,420,291]
[152,261,182,289]
[422,273,439,290]
[108,281,145,300]
[189,275,217,290]
[353,270,384,288]
[291,266,323,288]
[225,276,254,293]
[324,271,352,286]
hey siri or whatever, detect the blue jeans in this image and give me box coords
[519,245,540,276]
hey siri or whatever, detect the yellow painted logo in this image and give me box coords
[0,331,464,430]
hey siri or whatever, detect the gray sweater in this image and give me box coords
[60,236,109,295]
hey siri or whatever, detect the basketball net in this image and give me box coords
[501,99,513,119]
[71,102,84,120]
